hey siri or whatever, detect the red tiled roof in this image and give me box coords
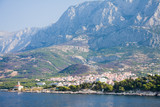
[15,85,22,87]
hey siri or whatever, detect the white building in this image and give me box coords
[57,82,63,87]
[35,79,40,81]
[96,78,107,83]
[36,82,46,86]
[14,81,24,91]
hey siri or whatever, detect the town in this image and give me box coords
[47,71,137,87]
[9,71,137,91]
[2,72,160,97]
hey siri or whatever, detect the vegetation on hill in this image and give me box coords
[1,45,160,79]
[59,64,90,76]
[114,75,160,92]
[0,46,87,78]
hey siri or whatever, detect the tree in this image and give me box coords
[80,83,92,89]
[57,86,70,91]
[104,84,113,92]
[142,84,150,91]
[118,86,125,92]
[69,85,77,92]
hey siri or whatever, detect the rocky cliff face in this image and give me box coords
[1,0,160,54]
[0,28,38,53]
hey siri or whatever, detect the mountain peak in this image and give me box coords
[1,0,160,54]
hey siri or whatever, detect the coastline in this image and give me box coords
[1,89,160,97]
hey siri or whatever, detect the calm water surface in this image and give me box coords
[0,92,160,107]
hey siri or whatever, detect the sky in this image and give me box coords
[0,0,93,32]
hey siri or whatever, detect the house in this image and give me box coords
[49,82,64,87]
[57,82,63,86]
[35,79,40,82]
[14,81,24,91]
[36,82,46,86]
[96,78,107,83]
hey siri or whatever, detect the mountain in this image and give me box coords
[0,28,38,54]
[0,0,160,54]
[1,0,160,79]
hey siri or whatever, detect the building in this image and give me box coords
[36,82,46,86]
[96,78,107,83]
[35,79,40,82]
[14,81,24,91]
[56,82,63,87]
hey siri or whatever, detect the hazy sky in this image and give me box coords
[0,0,93,32]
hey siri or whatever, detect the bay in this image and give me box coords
[0,92,160,107]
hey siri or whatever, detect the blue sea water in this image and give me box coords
[0,92,160,107]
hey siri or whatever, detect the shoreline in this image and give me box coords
[1,89,160,97]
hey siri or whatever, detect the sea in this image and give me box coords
[0,92,160,107]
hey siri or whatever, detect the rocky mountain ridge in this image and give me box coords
[0,0,160,54]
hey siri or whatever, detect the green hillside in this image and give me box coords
[59,64,91,76]
[0,45,160,79]
[0,45,88,78]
